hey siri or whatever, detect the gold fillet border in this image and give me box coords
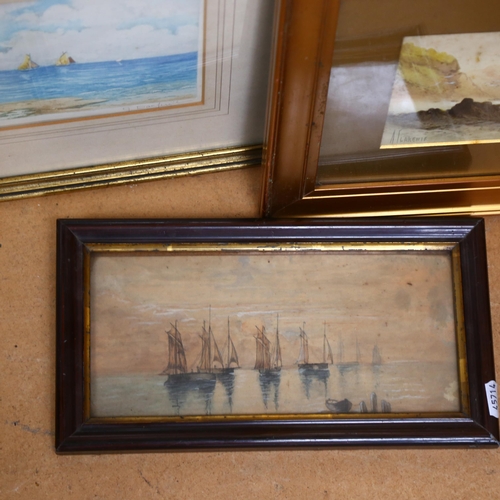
[82,241,469,423]
[0,145,263,201]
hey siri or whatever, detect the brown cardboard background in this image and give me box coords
[1,166,499,499]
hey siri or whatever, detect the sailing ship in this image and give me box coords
[55,52,76,66]
[336,338,360,372]
[18,54,39,71]
[161,317,223,415]
[372,345,382,365]
[255,317,282,409]
[297,323,333,372]
[160,321,188,377]
[254,322,281,373]
[222,318,240,373]
[160,311,226,379]
[197,319,225,376]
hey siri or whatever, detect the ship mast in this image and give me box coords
[274,314,282,369]
[162,320,187,375]
[255,326,271,370]
[323,322,326,364]
[208,306,212,371]
[323,322,334,365]
[298,322,309,365]
[227,317,231,369]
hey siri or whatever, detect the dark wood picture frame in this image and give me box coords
[56,218,498,452]
[262,0,500,217]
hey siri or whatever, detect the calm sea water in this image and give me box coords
[91,362,459,418]
[0,51,198,108]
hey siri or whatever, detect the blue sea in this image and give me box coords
[0,51,199,120]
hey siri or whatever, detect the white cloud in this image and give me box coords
[17,4,78,26]
[0,0,202,69]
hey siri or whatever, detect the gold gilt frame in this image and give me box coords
[0,146,262,201]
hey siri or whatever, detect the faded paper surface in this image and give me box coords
[90,249,460,417]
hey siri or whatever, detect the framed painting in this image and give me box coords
[380,32,500,149]
[262,0,500,217]
[56,218,499,452]
[0,0,277,200]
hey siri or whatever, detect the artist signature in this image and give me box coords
[390,130,428,144]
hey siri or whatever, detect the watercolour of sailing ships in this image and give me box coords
[89,251,463,418]
[0,0,204,128]
[17,54,39,71]
[160,314,240,414]
[255,315,282,373]
[336,338,361,373]
[254,317,282,410]
[297,323,334,372]
[55,52,76,66]
[162,313,239,379]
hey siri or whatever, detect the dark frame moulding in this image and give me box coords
[262,0,500,217]
[56,218,499,453]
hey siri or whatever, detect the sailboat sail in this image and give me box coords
[372,345,382,365]
[323,334,334,364]
[228,339,239,367]
[337,337,359,370]
[255,315,282,372]
[162,322,187,375]
[254,326,272,370]
[198,321,224,373]
[297,323,329,370]
[198,323,210,372]
[56,52,76,66]
[225,318,240,369]
[18,54,39,71]
[297,327,309,365]
[273,320,282,369]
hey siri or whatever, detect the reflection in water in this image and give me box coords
[164,373,216,415]
[93,361,458,418]
[258,371,281,410]
[217,371,236,412]
[337,364,360,376]
[298,367,330,399]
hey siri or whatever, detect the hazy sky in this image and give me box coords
[0,0,202,69]
[90,249,459,376]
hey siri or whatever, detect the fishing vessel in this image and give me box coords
[297,323,333,372]
[372,345,382,365]
[336,338,360,372]
[254,322,281,373]
[55,52,76,66]
[197,318,224,376]
[222,318,240,373]
[160,321,188,377]
[160,311,225,379]
[161,317,220,415]
[18,54,39,70]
